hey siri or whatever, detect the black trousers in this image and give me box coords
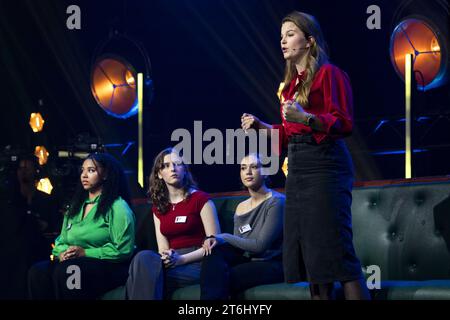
[28,257,129,299]
[200,244,283,300]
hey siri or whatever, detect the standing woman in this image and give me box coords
[241,11,370,300]
[28,153,135,299]
[125,148,220,299]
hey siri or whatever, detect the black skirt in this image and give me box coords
[283,134,363,284]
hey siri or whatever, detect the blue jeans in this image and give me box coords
[126,247,202,300]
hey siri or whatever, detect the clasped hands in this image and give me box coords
[160,249,182,268]
[159,236,225,269]
[59,246,85,262]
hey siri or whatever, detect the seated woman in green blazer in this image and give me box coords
[28,153,135,299]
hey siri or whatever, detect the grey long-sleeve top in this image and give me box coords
[218,191,285,261]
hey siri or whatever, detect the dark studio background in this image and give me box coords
[1,0,449,198]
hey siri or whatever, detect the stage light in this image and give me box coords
[126,70,136,86]
[29,113,45,133]
[36,177,53,195]
[282,157,288,177]
[390,17,447,90]
[90,31,153,119]
[34,146,49,165]
[91,55,138,119]
[277,82,285,103]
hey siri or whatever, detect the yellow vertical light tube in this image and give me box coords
[137,73,144,187]
[405,54,412,179]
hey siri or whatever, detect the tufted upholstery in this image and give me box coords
[102,178,450,300]
[353,181,450,282]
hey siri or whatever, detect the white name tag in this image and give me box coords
[239,224,252,234]
[67,223,72,230]
[175,216,187,223]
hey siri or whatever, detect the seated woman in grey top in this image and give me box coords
[200,153,285,300]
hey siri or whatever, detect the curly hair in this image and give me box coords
[281,11,329,108]
[148,148,197,214]
[67,153,131,220]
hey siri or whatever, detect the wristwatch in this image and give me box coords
[304,113,315,126]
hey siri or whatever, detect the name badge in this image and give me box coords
[175,216,187,223]
[239,224,252,234]
[67,223,72,230]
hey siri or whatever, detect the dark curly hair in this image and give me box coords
[67,153,131,220]
[148,147,197,214]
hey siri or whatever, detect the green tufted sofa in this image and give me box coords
[102,177,450,300]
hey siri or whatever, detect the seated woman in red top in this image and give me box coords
[125,147,220,299]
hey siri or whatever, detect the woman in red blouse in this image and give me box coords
[241,11,370,300]
[125,148,220,299]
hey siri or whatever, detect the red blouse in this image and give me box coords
[273,63,353,150]
[153,190,210,249]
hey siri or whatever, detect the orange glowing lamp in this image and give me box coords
[390,18,447,90]
[91,56,138,119]
[29,113,45,132]
[34,146,49,165]
[37,177,53,195]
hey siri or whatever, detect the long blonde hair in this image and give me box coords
[282,12,329,107]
